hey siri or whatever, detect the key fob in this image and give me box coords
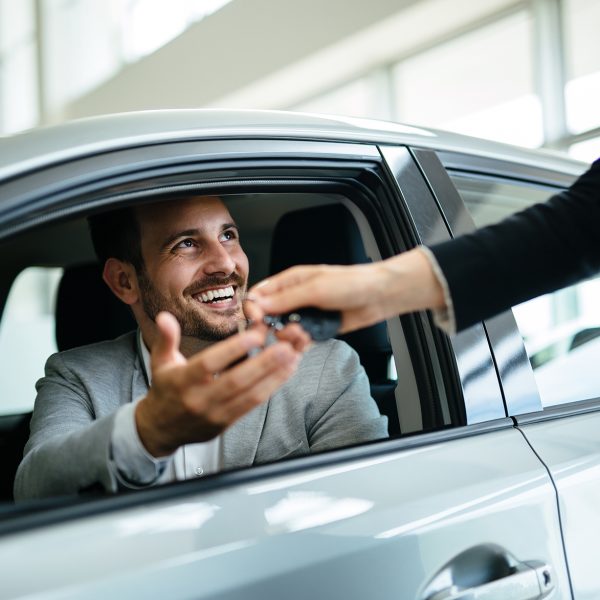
[264,307,341,341]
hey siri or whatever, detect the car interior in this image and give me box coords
[0,190,417,504]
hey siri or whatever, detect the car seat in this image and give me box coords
[270,203,399,435]
[55,263,136,351]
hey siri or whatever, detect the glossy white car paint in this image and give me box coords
[1,429,570,599]
[520,411,600,600]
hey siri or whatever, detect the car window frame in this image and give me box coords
[0,138,464,428]
[0,137,506,534]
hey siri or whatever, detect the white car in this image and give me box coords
[0,110,597,599]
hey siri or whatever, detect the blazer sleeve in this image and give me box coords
[13,351,120,500]
[429,158,600,331]
[307,340,389,452]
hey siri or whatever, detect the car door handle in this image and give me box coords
[421,544,554,600]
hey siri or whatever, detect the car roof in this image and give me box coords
[0,108,585,182]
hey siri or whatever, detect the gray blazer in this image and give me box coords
[14,332,388,500]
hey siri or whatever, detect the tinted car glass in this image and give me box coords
[450,173,600,406]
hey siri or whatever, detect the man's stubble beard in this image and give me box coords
[137,269,246,342]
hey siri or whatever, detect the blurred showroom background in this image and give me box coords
[0,0,599,162]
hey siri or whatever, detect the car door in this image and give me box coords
[0,128,570,599]
[423,146,599,599]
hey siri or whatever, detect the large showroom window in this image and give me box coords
[0,0,38,135]
[569,138,600,163]
[117,0,231,61]
[563,0,600,163]
[41,0,232,113]
[392,10,543,148]
[563,0,600,135]
[42,0,122,112]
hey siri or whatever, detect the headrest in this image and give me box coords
[271,204,369,272]
[270,204,391,357]
[55,263,136,351]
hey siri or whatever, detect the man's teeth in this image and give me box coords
[199,286,235,303]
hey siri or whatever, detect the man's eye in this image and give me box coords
[176,239,196,249]
[220,230,238,242]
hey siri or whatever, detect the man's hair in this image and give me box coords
[88,206,144,271]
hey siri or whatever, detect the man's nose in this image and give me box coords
[202,241,236,275]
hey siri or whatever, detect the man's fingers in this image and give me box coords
[202,341,299,405]
[183,327,267,383]
[242,296,265,323]
[213,352,300,424]
[274,323,312,352]
[151,311,183,371]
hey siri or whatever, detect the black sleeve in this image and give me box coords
[429,158,600,332]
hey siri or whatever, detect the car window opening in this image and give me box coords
[1,187,426,510]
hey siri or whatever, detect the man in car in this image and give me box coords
[14,196,387,500]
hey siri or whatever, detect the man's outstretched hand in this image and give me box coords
[135,312,303,457]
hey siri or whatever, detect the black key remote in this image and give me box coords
[264,307,342,341]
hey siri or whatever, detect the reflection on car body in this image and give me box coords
[0,110,596,599]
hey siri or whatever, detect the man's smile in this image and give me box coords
[192,285,239,309]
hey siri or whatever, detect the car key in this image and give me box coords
[233,307,340,365]
[263,307,342,341]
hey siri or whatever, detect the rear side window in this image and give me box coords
[0,267,62,415]
[451,173,600,407]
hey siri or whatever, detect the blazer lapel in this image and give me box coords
[221,401,269,469]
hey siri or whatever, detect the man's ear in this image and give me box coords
[102,258,139,306]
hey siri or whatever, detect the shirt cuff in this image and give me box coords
[110,401,172,488]
[417,246,456,335]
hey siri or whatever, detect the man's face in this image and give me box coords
[134,196,249,341]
